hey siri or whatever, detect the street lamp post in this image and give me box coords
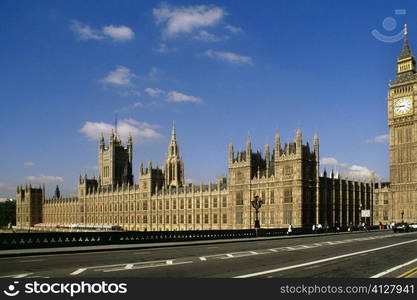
[251,195,263,236]
[401,210,404,223]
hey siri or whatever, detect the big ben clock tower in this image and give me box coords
[388,25,417,222]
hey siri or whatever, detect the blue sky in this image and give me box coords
[0,0,415,197]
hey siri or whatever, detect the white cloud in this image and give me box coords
[70,20,134,42]
[204,49,252,65]
[102,25,135,41]
[145,87,165,97]
[225,25,243,34]
[153,4,225,37]
[24,162,35,167]
[166,91,202,103]
[79,119,163,143]
[25,175,64,184]
[70,20,103,40]
[321,157,348,168]
[365,134,389,144]
[321,157,375,179]
[101,66,136,86]
[193,30,225,42]
[348,165,373,178]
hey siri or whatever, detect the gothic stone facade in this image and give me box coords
[16,124,374,230]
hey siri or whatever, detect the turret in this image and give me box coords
[110,129,115,144]
[128,132,133,163]
[295,128,302,152]
[140,162,144,175]
[313,134,319,157]
[229,143,234,164]
[274,132,281,157]
[99,133,105,150]
[246,137,251,161]
[265,144,270,176]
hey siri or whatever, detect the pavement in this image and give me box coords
[0,230,416,278]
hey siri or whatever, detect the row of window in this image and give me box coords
[397,64,412,73]
[82,214,229,225]
[82,211,293,225]
[81,196,229,213]
[235,190,292,205]
[393,84,412,94]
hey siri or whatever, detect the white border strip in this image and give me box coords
[370,257,417,278]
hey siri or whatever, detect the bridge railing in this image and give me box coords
[0,226,379,250]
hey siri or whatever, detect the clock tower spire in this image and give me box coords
[395,24,416,79]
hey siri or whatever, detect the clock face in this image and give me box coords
[394,98,413,116]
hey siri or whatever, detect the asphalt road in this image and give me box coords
[0,231,416,278]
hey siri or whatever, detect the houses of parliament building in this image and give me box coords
[16,28,417,231]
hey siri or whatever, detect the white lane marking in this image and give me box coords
[125,264,134,269]
[19,259,44,263]
[234,238,417,278]
[70,268,87,276]
[226,254,234,258]
[103,261,193,273]
[14,273,33,278]
[92,260,167,272]
[250,251,258,255]
[199,257,207,261]
[269,249,278,252]
[371,257,417,278]
[286,247,296,250]
[166,260,173,265]
[0,273,31,278]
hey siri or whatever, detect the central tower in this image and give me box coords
[388,25,417,222]
[98,131,133,186]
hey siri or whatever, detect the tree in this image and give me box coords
[54,185,60,199]
[0,200,16,227]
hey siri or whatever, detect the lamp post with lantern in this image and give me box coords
[251,195,263,236]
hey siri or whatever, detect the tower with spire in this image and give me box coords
[386,23,417,223]
[163,122,185,188]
